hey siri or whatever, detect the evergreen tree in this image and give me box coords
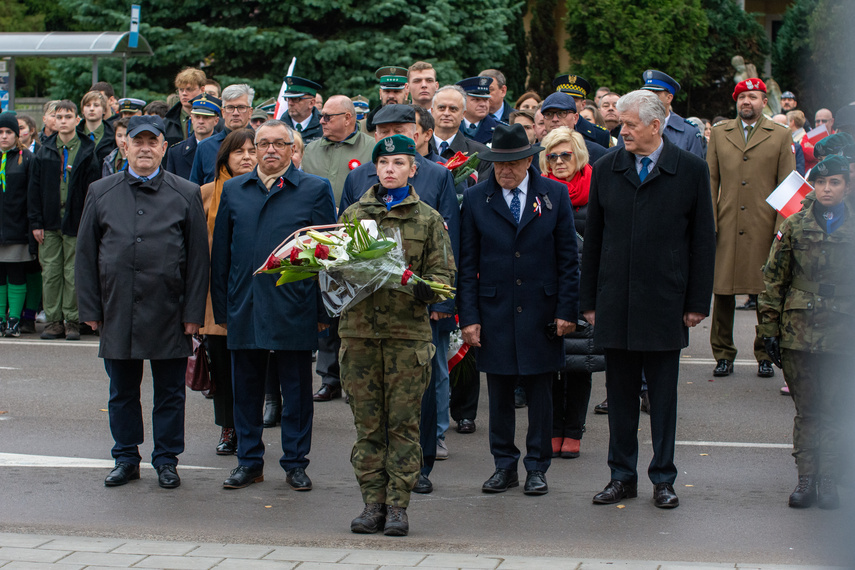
[526,0,559,97]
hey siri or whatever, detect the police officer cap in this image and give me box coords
[190,94,222,117]
[127,115,166,138]
[808,155,850,182]
[781,91,796,100]
[118,98,146,113]
[372,134,416,163]
[814,132,855,160]
[641,70,680,95]
[540,92,577,113]
[457,76,493,98]
[552,74,592,99]
[282,76,322,98]
[373,104,416,125]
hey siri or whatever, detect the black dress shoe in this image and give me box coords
[788,475,816,508]
[514,386,527,408]
[653,482,679,508]
[263,395,281,428]
[412,473,433,494]
[523,471,548,495]
[713,359,734,377]
[223,465,264,489]
[286,467,312,491]
[104,462,140,487]
[640,391,650,414]
[457,419,476,434]
[156,464,180,489]
[592,479,637,504]
[594,398,608,414]
[313,383,342,402]
[216,427,237,455]
[351,503,385,534]
[482,468,519,493]
[757,360,775,378]
[384,506,409,536]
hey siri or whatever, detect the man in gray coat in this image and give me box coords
[76,115,209,490]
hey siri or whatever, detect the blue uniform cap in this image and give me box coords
[457,76,493,99]
[641,70,680,95]
[118,98,146,113]
[190,93,222,117]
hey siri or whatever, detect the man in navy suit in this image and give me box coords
[456,77,501,145]
[166,94,222,180]
[457,123,580,496]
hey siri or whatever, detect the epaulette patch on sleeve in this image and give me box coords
[713,120,727,128]
[776,230,783,241]
[595,124,608,132]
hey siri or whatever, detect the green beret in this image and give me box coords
[808,155,851,182]
[372,135,416,163]
[814,132,855,160]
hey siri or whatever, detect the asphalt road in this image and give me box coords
[1,305,853,567]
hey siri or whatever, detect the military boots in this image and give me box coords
[788,475,816,508]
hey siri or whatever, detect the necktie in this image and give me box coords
[466,122,478,136]
[139,176,149,182]
[440,141,449,155]
[510,188,521,223]
[744,124,753,142]
[639,157,652,182]
[89,132,95,142]
[295,123,303,132]
[62,147,69,182]
[0,152,6,192]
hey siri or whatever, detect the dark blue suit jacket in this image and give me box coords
[165,136,198,180]
[339,153,460,327]
[576,114,611,148]
[210,165,337,351]
[459,114,501,145]
[457,167,580,375]
[190,129,228,185]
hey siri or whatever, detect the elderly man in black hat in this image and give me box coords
[166,93,222,180]
[553,74,611,148]
[76,115,210,490]
[278,76,324,143]
[457,123,580,496]
[541,92,607,164]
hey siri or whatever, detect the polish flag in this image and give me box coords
[766,171,813,218]
[273,57,298,119]
[805,124,829,145]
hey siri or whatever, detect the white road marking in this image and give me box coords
[0,452,220,469]
[673,440,791,449]
[679,358,758,366]
[0,339,99,347]
[0,366,21,370]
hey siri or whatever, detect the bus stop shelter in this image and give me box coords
[0,31,153,111]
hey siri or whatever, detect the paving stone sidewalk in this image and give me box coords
[0,532,844,570]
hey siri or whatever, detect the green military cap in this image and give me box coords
[815,132,855,160]
[282,76,322,98]
[376,66,409,90]
[808,155,851,182]
[372,134,416,163]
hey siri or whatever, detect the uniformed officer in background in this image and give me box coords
[757,155,855,511]
[340,134,455,537]
[117,98,146,118]
[166,94,222,180]
[552,74,611,148]
[278,76,324,143]
[364,66,410,133]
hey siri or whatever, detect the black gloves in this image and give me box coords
[413,281,434,303]
[763,336,783,369]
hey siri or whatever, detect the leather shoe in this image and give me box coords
[262,395,281,428]
[482,468,519,493]
[594,398,608,414]
[286,467,312,491]
[156,464,180,489]
[653,482,679,508]
[313,383,341,402]
[640,391,650,414]
[757,360,775,378]
[713,359,733,376]
[351,503,386,534]
[593,479,637,504]
[523,471,548,495]
[456,419,476,434]
[514,386,527,408]
[412,473,433,494]
[223,465,264,489]
[104,462,140,487]
[216,427,237,455]
[788,474,816,508]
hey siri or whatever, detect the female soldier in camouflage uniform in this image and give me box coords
[339,135,455,536]
[758,155,855,510]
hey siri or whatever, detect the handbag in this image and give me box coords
[186,335,214,393]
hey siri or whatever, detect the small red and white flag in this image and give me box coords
[273,57,298,120]
[766,171,813,218]
[805,124,829,145]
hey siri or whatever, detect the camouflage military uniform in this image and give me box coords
[339,184,455,508]
[757,200,855,477]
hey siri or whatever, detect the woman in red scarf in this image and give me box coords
[539,126,598,461]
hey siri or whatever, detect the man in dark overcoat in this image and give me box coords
[211,120,337,492]
[457,123,579,496]
[581,90,716,509]
[75,115,210,489]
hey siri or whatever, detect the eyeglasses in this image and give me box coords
[320,112,346,122]
[543,109,573,120]
[223,105,251,113]
[255,140,293,151]
[546,151,573,163]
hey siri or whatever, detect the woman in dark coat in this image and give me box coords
[0,113,35,337]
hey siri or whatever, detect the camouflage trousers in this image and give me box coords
[782,349,854,477]
[339,338,434,508]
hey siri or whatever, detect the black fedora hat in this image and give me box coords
[479,124,543,162]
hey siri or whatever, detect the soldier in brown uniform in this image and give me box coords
[707,78,796,378]
[758,155,855,510]
[339,135,455,536]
